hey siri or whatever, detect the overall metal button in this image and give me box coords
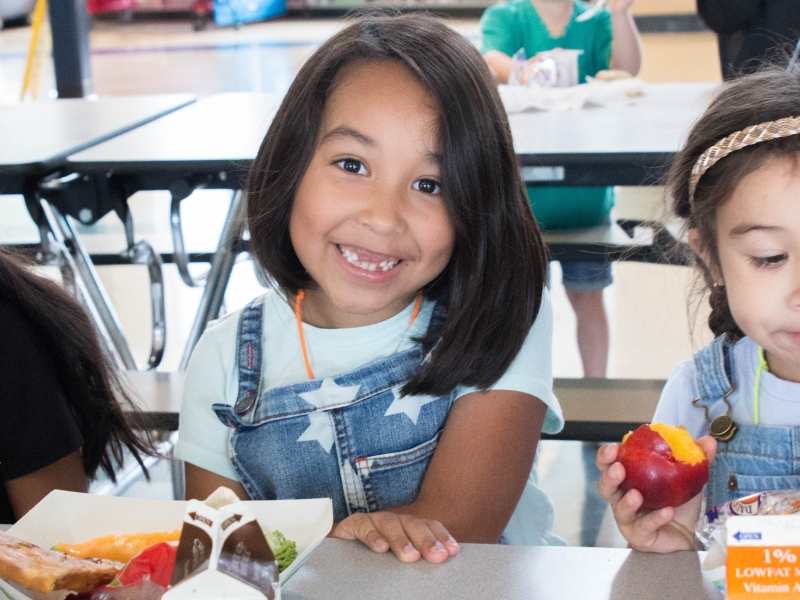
[235,394,256,415]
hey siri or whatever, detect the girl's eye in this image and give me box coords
[336,158,367,175]
[413,178,441,195]
[751,254,788,268]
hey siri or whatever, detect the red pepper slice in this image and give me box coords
[114,542,177,589]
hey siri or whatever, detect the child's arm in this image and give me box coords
[479,5,522,84]
[595,437,717,552]
[607,0,643,75]
[185,462,251,502]
[4,451,87,520]
[483,51,513,84]
[331,389,546,562]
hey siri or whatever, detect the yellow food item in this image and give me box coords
[650,423,706,466]
[53,530,181,564]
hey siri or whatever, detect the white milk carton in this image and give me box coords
[535,49,583,87]
[164,500,281,600]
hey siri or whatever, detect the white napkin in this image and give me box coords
[499,78,645,113]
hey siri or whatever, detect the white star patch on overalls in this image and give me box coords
[384,385,439,425]
[297,379,361,452]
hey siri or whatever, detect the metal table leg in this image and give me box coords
[179,190,247,370]
[170,457,186,501]
[40,200,139,370]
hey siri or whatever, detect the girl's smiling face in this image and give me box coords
[698,155,800,382]
[289,60,454,328]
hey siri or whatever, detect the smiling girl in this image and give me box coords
[596,65,800,552]
[175,14,564,562]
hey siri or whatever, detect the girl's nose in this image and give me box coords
[356,184,406,235]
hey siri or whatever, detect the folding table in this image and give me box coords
[514,82,717,264]
[65,92,283,369]
[283,539,721,600]
[0,94,195,369]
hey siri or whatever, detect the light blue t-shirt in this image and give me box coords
[654,336,800,439]
[176,288,564,545]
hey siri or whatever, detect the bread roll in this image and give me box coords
[594,69,633,81]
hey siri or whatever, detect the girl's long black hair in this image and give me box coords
[247,13,548,396]
[0,248,153,481]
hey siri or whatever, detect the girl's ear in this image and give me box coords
[688,228,724,286]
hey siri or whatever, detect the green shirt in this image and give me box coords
[480,0,613,83]
[480,0,615,230]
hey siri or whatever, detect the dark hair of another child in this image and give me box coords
[0,249,153,481]
[246,13,548,397]
[666,64,800,340]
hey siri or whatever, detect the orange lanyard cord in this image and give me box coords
[295,290,315,380]
[409,291,423,328]
[295,290,424,381]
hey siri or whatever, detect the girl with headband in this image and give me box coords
[596,65,800,552]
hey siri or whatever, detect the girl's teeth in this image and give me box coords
[340,246,398,272]
[341,248,357,261]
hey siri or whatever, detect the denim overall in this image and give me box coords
[212,297,456,522]
[693,336,800,509]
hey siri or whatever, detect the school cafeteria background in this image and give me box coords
[1,0,720,548]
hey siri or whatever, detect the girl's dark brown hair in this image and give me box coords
[246,13,548,396]
[0,248,153,481]
[666,64,800,340]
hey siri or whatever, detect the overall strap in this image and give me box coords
[233,295,266,418]
[232,296,445,418]
[693,334,736,405]
[428,301,447,330]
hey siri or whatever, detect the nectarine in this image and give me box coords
[617,423,709,510]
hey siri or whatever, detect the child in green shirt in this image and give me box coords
[480,0,641,378]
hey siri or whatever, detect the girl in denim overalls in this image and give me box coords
[596,65,800,553]
[175,14,566,563]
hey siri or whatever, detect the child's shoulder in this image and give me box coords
[663,357,698,396]
[727,335,759,366]
[202,290,286,345]
[692,335,757,372]
[482,0,531,19]
[655,337,760,436]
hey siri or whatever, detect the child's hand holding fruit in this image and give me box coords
[596,423,717,553]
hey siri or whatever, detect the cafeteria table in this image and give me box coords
[65,92,283,369]
[62,83,716,367]
[0,524,721,600]
[0,94,196,370]
[0,95,195,194]
[520,82,717,265]
[512,82,716,187]
[282,539,722,600]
